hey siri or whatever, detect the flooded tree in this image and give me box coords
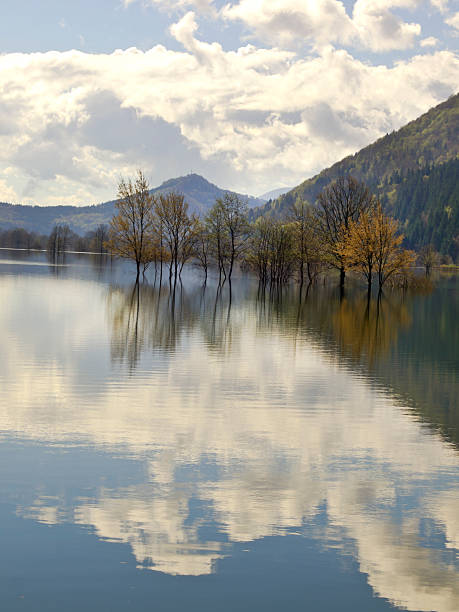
[247,217,272,285]
[339,207,378,294]
[47,224,71,256]
[105,171,156,282]
[372,205,415,292]
[154,191,197,283]
[92,224,109,255]
[0,228,46,250]
[205,193,249,284]
[219,193,250,283]
[315,176,376,288]
[342,204,415,294]
[268,222,296,285]
[247,218,295,286]
[289,200,324,285]
[205,200,230,283]
[194,220,211,282]
[419,244,440,275]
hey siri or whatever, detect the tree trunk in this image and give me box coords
[339,266,345,288]
[228,254,234,282]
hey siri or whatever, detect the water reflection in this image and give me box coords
[105,280,446,415]
[332,294,411,363]
[0,253,458,611]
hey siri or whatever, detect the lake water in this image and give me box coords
[0,249,458,612]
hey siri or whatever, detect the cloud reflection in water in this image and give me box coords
[0,272,458,611]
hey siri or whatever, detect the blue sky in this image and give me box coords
[0,0,458,205]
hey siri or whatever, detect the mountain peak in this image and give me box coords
[158,173,213,189]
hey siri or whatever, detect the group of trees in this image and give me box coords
[0,227,48,250]
[47,223,109,256]
[0,224,109,255]
[106,171,250,284]
[106,172,419,294]
[247,176,417,293]
[0,171,431,294]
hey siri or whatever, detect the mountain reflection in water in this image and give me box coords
[0,251,457,612]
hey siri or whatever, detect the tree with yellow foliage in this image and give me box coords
[338,207,377,294]
[343,203,415,294]
[105,170,156,281]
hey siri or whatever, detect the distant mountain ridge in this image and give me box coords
[0,174,265,236]
[258,93,459,257]
[258,186,292,201]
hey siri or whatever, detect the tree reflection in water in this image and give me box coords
[106,278,428,369]
[105,275,459,450]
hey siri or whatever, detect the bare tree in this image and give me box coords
[47,224,71,256]
[247,218,295,285]
[205,199,230,283]
[315,176,376,288]
[93,224,109,255]
[220,193,250,282]
[206,193,249,283]
[105,170,156,282]
[154,191,196,283]
[289,199,324,285]
[247,217,272,285]
[194,220,211,282]
[419,244,439,275]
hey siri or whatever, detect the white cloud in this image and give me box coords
[446,11,459,32]
[430,0,450,12]
[222,0,354,48]
[0,17,457,205]
[420,36,439,47]
[124,0,216,14]
[221,0,424,52]
[0,179,18,203]
[352,0,422,52]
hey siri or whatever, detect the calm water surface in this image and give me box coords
[0,250,458,611]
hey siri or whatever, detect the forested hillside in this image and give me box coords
[260,93,459,258]
[383,159,459,259]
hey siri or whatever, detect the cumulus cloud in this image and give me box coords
[446,11,459,32]
[0,14,458,205]
[430,0,450,12]
[0,179,18,203]
[222,0,354,48]
[221,0,424,52]
[352,0,422,51]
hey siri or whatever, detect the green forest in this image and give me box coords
[382,159,459,259]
